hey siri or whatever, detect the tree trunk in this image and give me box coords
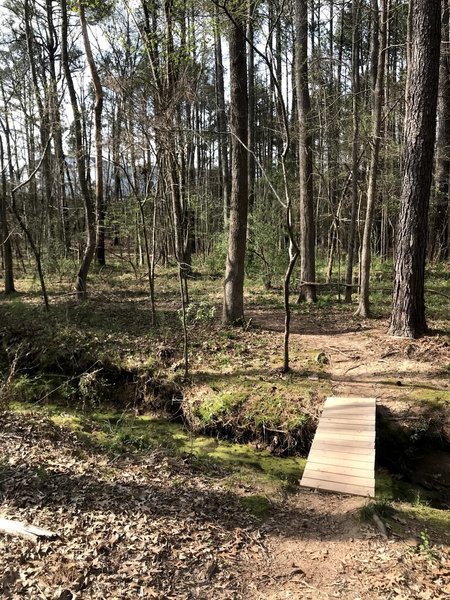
[345,0,361,302]
[46,0,70,255]
[0,137,15,294]
[214,13,230,228]
[78,0,105,267]
[61,0,96,297]
[355,0,387,317]
[295,0,316,303]
[431,0,450,260]
[223,11,249,325]
[247,1,256,221]
[389,0,441,337]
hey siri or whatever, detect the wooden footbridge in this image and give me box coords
[300,397,376,497]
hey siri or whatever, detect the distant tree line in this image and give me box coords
[0,0,445,339]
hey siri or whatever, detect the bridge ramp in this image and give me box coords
[300,396,376,497]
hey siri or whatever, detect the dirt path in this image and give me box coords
[1,411,448,600]
[1,308,449,599]
[249,307,450,403]
[240,308,450,599]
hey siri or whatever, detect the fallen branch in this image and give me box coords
[372,513,388,539]
[0,518,58,542]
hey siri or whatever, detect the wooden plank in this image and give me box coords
[319,416,375,431]
[310,441,374,456]
[0,518,57,541]
[305,462,373,478]
[322,407,373,416]
[323,407,373,414]
[315,429,374,439]
[321,412,374,421]
[302,468,374,487]
[300,477,374,497]
[323,399,375,407]
[321,415,374,423]
[326,397,375,405]
[319,417,374,425]
[319,419,375,430]
[312,436,374,449]
[307,453,374,469]
[301,396,376,498]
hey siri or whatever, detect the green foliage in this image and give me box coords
[78,371,110,409]
[9,374,75,404]
[412,490,431,508]
[416,530,436,560]
[246,205,286,288]
[375,471,438,507]
[177,301,216,325]
[409,420,431,444]
[71,0,116,22]
[203,232,228,276]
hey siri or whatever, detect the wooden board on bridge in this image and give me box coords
[300,396,376,497]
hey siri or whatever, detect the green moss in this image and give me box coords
[9,374,75,404]
[240,494,272,518]
[9,402,306,493]
[396,504,450,537]
[190,369,328,439]
[194,390,248,423]
[50,413,83,431]
[359,499,395,522]
[375,471,442,507]
[403,387,450,406]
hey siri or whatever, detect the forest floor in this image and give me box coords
[0,266,449,598]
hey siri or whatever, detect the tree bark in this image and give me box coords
[61,0,96,297]
[78,0,106,267]
[389,0,441,338]
[46,0,70,255]
[295,0,316,303]
[0,136,15,294]
[247,1,256,220]
[345,0,361,302]
[355,0,387,317]
[214,11,230,228]
[431,0,450,260]
[223,11,249,325]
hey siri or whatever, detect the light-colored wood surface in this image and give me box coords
[300,397,376,497]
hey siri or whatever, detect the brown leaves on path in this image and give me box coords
[0,411,448,599]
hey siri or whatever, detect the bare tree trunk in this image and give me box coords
[78,0,105,267]
[223,11,249,325]
[345,0,361,302]
[24,0,53,225]
[0,136,15,294]
[355,0,387,317]
[431,0,450,260]
[46,0,70,255]
[295,0,316,303]
[247,1,256,221]
[214,14,230,228]
[61,0,96,297]
[389,0,441,338]
[10,141,52,310]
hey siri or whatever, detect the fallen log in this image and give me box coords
[0,518,58,541]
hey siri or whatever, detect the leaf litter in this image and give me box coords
[0,410,449,599]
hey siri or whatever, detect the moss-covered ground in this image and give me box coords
[1,257,449,527]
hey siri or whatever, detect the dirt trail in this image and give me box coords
[1,309,449,599]
[241,309,450,599]
[250,307,450,401]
